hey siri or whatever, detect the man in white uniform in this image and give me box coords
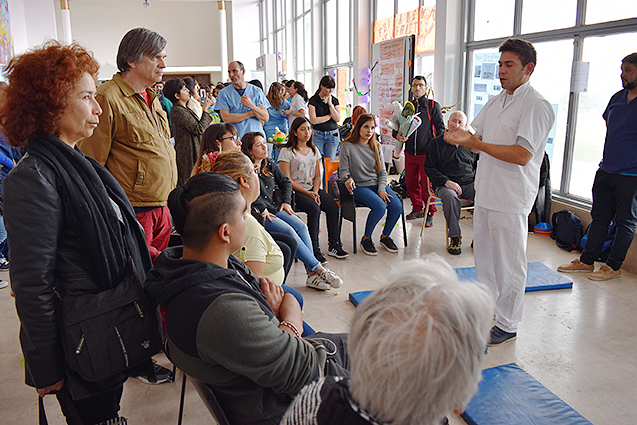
[444,38,555,346]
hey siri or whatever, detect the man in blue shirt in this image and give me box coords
[559,52,637,281]
[215,61,270,137]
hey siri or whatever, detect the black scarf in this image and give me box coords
[27,134,151,292]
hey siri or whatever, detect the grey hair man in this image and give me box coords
[79,28,177,384]
[214,60,270,137]
[281,256,494,425]
[80,28,177,265]
[424,111,477,255]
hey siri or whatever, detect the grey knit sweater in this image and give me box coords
[338,141,387,189]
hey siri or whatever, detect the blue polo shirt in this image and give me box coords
[600,89,637,175]
[215,84,271,137]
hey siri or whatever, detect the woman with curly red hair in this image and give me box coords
[1,42,153,424]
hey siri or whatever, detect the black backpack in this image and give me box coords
[551,210,583,252]
[579,220,617,262]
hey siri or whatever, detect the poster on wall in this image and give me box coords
[371,36,414,147]
[0,0,13,66]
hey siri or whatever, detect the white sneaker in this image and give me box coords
[0,280,8,289]
[306,273,331,290]
[318,267,343,289]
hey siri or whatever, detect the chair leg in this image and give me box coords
[421,195,433,237]
[352,212,357,254]
[446,226,450,250]
[401,203,408,248]
[177,372,187,425]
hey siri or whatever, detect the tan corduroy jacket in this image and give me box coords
[79,73,177,207]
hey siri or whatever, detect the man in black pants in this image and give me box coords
[558,53,637,281]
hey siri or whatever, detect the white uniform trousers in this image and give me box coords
[474,206,528,333]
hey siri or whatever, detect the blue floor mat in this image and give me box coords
[455,262,572,292]
[348,290,374,307]
[462,363,592,425]
[349,262,572,306]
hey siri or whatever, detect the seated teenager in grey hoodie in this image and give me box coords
[144,172,349,425]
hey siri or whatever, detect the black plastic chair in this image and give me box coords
[336,179,408,254]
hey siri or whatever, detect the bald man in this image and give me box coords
[214,60,270,137]
[424,111,477,255]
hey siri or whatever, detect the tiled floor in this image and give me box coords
[1,201,635,424]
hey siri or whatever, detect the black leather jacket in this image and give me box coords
[4,152,128,400]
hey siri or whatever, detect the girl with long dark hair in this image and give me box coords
[279,117,348,259]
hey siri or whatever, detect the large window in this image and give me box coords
[273,0,286,80]
[465,0,637,202]
[259,0,269,56]
[295,0,312,88]
[323,0,351,66]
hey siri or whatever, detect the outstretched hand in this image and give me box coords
[443,129,475,148]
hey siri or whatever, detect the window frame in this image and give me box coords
[464,0,637,204]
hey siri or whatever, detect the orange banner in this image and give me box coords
[416,5,436,54]
[373,16,394,44]
[394,9,419,39]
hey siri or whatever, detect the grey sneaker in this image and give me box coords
[0,280,8,289]
[318,267,343,288]
[306,273,331,290]
[379,235,398,253]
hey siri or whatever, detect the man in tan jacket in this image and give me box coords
[80,28,177,262]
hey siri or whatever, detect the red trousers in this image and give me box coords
[135,205,172,263]
[404,153,436,214]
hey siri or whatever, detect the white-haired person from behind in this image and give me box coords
[281,255,495,425]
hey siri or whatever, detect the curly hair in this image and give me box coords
[0,41,99,147]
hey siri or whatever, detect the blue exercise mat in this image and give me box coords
[455,262,572,292]
[462,363,592,425]
[349,262,572,306]
[349,290,373,307]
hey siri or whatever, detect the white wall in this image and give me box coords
[434,0,463,107]
[70,1,222,73]
[7,0,57,55]
[229,0,261,74]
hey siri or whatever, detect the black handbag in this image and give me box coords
[59,261,161,382]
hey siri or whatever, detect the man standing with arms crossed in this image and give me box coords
[215,61,270,137]
[558,53,637,280]
[80,28,176,264]
[445,38,555,346]
[394,76,445,225]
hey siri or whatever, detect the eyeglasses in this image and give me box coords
[221,135,239,143]
[412,83,426,88]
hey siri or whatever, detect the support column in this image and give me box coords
[59,0,72,44]
[218,1,229,81]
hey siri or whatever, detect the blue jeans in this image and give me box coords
[581,169,637,271]
[353,185,403,238]
[264,211,321,273]
[313,129,340,160]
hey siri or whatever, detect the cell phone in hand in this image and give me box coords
[200,89,206,100]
